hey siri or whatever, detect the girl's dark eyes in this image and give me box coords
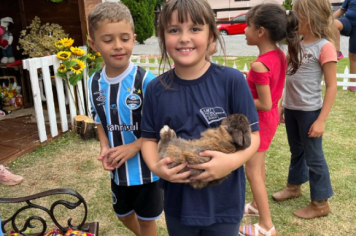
[168,28,179,33]
[192,28,200,32]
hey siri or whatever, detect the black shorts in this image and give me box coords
[111,180,163,220]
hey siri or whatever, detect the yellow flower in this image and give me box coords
[70,59,86,75]
[60,38,74,47]
[57,51,71,60]
[58,63,67,73]
[70,47,85,56]
[87,53,96,61]
[55,41,65,50]
[96,52,101,57]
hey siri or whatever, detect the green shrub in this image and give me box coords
[282,0,293,10]
[121,0,157,44]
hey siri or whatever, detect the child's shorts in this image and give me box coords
[338,16,356,54]
[111,180,163,220]
[257,107,279,152]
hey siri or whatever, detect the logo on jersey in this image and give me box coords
[107,122,139,132]
[96,95,106,102]
[200,107,227,124]
[111,104,118,115]
[125,94,142,110]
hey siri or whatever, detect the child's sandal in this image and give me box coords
[239,223,276,236]
[243,203,259,217]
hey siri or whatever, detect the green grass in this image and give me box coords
[1,58,355,235]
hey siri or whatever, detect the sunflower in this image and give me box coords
[57,51,71,60]
[58,63,67,73]
[60,38,74,47]
[70,59,86,75]
[70,47,85,56]
[87,53,96,62]
[54,41,65,50]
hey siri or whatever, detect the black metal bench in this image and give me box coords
[0,188,99,236]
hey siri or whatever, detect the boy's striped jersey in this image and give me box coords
[89,61,159,186]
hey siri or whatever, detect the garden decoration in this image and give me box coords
[54,37,102,114]
[0,81,23,110]
[54,37,103,86]
[0,17,15,64]
[17,16,68,58]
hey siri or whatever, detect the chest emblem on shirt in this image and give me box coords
[200,107,227,124]
[125,94,142,110]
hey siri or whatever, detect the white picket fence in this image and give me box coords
[23,54,356,143]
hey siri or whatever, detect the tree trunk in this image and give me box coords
[72,115,88,134]
[81,117,96,140]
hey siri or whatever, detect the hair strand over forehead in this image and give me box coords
[88,2,134,39]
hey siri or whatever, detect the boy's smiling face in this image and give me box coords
[89,20,136,78]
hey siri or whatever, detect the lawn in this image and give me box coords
[0,57,355,236]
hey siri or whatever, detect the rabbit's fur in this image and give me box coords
[158,113,251,189]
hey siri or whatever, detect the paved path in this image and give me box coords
[133,35,350,57]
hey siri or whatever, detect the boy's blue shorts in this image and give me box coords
[338,16,356,54]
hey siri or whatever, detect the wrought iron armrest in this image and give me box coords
[0,188,99,236]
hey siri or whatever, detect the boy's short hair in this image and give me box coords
[88,2,135,39]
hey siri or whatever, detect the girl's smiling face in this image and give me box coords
[164,10,211,71]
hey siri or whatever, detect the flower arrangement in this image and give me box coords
[17,16,68,58]
[0,82,23,109]
[54,37,103,86]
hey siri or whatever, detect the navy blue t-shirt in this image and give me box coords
[141,63,259,226]
[342,0,356,26]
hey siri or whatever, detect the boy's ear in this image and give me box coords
[133,33,137,42]
[88,37,97,52]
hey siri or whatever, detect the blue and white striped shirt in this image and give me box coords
[89,61,159,186]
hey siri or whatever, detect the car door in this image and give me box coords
[230,14,247,35]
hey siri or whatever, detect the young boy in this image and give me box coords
[87,2,163,236]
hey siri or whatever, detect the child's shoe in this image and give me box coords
[0,164,24,186]
[337,51,344,60]
[293,200,330,219]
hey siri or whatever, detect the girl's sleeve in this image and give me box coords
[248,68,271,85]
[141,81,157,139]
[319,42,337,65]
[231,71,260,132]
[88,74,101,124]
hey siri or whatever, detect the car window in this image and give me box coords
[233,15,246,22]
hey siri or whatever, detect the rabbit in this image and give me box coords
[158,113,251,189]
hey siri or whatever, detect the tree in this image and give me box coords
[121,0,157,44]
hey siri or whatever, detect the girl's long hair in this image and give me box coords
[293,0,336,44]
[157,0,226,88]
[246,3,302,75]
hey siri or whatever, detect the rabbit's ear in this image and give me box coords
[233,129,251,149]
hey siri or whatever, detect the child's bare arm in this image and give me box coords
[141,137,191,183]
[251,62,272,111]
[188,131,260,183]
[103,138,142,169]
[308,61,337,138]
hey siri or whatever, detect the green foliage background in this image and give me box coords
[121,0,157,44]
[282,0,293,10]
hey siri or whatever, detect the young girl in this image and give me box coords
[140,0,260,235]
[272,0,337,220]
[239,3,301,236]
